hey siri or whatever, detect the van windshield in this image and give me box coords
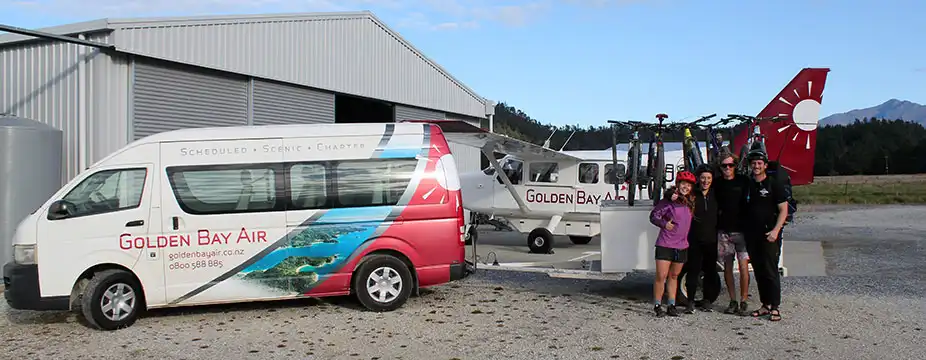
[61,168,147,216]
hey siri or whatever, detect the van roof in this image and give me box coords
[134,122,429,145]
[81,122,434,171]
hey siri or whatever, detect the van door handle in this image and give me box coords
[126,220,145,227]
[172,217,179,230]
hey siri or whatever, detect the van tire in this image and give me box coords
[80,269,143,331]
[353,255,413,312]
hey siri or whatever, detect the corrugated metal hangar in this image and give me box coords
[0,11,493,187]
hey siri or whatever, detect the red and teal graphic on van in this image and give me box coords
[169,124,462,304]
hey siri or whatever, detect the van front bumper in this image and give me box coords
[3,262,69,311]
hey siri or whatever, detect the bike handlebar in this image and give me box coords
[661,113,717,132]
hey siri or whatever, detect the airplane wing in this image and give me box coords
[402,120,584,161]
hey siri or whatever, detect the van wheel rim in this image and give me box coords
[366,267,402,303]
[101,283,136,322]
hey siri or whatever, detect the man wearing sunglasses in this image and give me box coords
[714,152,750,315]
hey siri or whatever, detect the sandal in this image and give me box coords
[750,305,771,317]
[769,309,782,321]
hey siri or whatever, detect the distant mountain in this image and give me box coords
[820,99,926,126]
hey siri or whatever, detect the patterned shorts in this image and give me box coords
[717,231,749,262]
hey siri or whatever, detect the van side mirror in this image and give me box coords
[47,200,74,220]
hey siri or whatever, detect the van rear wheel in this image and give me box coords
[80,269,143,331]
[353,254,413,312]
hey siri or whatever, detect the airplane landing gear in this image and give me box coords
[527,228,554,254]
[464,226,478,245]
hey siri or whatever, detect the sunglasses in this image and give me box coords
[720,163,735,168]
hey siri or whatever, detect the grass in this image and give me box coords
[794,175,926,204]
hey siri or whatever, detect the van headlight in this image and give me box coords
[13,244,36,265]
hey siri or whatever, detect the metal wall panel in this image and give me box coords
[252,79,335,125]
[86,33,131,166]
[395,105,445,122]
[132,59,248,139]
[0,32,127,183]
[110,14,489,118]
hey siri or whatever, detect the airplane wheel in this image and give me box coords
[527,228,554,254]
[464,227,478,245]
[676,267,697,305]
[569,236,592,245]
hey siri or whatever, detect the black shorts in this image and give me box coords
[655,246,688,263]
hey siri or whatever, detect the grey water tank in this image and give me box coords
[0,115,63,265]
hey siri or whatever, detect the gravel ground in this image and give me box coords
[2,205,924,360]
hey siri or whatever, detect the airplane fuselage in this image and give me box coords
[459,148,701,237]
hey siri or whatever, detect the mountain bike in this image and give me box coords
[723,114,787,176]
[703,117,735,165]
[608,120,648,206]
[664,114,717,172]
[646,114,669,204]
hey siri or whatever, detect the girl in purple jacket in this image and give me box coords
[649,171,697,317]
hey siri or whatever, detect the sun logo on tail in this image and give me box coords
[774,80,823,150]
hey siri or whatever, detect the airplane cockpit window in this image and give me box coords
[578,163,599,184]
[604,163,626,184]
[496,158,523,185]
[529,162,559,183]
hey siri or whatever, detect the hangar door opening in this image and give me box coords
[335,94,394,124]
[132,59,248,140]
[394,105,445,122]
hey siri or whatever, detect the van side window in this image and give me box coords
[336,159,417,207]
[167,165,278,215]
[578,163,599,184]
[289,163,328,210]
[59,168,147,218]
[604,163,626,184]
[529,162,559,183]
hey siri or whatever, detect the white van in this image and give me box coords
[3,122,469,330]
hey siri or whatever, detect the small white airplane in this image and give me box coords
[414,119,699,253]
[407,67,830,254]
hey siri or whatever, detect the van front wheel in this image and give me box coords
[80,269,143,331]
[353,255,413,312]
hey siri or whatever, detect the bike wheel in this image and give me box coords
[737,144,750,175]
[683,140,696,172]
[627,145,639,206]
[652,147,665,205]
[692,139,705,168]
[646,140,656,198]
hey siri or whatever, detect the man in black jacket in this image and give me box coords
[683,164,721,313]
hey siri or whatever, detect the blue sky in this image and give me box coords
[1,0,923,127]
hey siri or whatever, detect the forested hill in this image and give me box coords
[489,102,926,176]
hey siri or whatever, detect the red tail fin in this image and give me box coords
[732,68,830,185]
